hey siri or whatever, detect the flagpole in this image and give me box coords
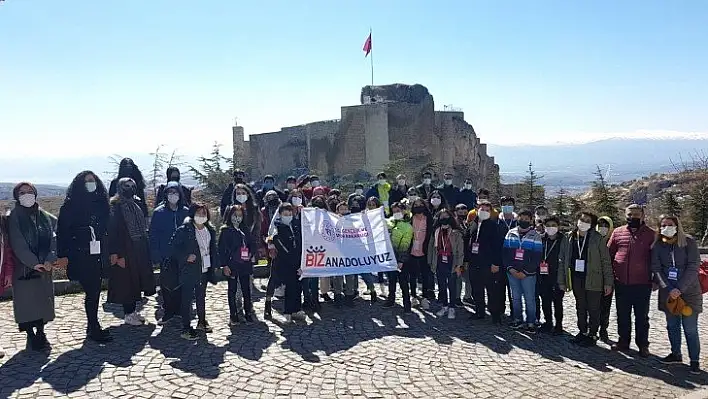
[369,27,374,86]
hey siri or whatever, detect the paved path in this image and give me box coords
[1,280,708,399]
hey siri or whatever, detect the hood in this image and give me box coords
[166,166,180,181]
[597,216,615,236]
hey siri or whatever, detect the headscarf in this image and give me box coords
[117,178,147,241]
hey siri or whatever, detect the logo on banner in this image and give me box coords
[321,220,336,242]
[305,246,327,267]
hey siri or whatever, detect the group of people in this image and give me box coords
[0,162,702,375]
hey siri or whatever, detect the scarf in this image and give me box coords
[119,197,147,241]
[16,206,52,263]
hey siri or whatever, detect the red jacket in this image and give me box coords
[0,235,16,296]
[608,224,655,286]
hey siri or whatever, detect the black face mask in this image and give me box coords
[518,220,531,230]
[627,218,642,228]
[267,198,279,207]
[438,218,451,226]
[234,176,245,184]
[169,174,180,182]
[412,206,426,214]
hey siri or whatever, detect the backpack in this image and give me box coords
[698,260,708,294]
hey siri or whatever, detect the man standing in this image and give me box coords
[256,175,287,207]
[438,172,458,209]
[389,174,409,206]
[608,204,655,356]
[416,171,435,201]
[458,178,478,211]
[221,169,247,217]
[366,172,392,214]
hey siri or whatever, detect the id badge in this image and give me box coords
[539,261,549,275]
[202,255,211,268]
[574,259,585,272]
[240,247,250,261]
[668,267,678,281]
[89,240,101,255]
[514,249,525,261]
[441,255,449,263]
[471,243,480,254]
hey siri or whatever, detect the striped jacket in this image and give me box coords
[502,227,543,275]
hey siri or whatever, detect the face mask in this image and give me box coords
[232,216,243,226]
[287,183,296,190]
[393,212,404,220]
[627,217,642,228]
[577,221,591,232]
[194,216,208,225]
[412,206,425,214]
[378,179,387,186]
[281,216,293,225]
[597,227,609,237]
[478,210,491,221]
[518,220,531,230]
[120,185,136,199]
[408,195,418,202]
[267,198,279,207]
[18,193,36,208]
[354,188,363,195]
[464,184,472,190]
[423,178,431,185]
[311,180,320,187]
[85,182,97,193]
[439,218,451,226]
[444,179,453,185]
[167,193,180,205]
[545,227,559,237]
[291,197,303,206]
[234,176,245,184]
[502,205,514,215]
[661,226,677,238]
[397,179,406,186]
[263,181,274,189]
[170,174,180,182]
[235,194,248,204]
[431,198,441,207]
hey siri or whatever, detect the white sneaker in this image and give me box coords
[274,286,285,297]
[436,307,449,317]
[420,298,431,310]
[125,313,143,326]
[411,297,420,307]
[135,311,146,323]
[448,308,456,319]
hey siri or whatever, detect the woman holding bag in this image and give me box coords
[651,215,702,373]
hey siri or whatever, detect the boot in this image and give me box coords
[264,300,273,320]
[370,291,378,304]
[344,295,355,308]
[87,325,113,343]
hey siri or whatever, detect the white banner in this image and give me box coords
[300,207,399,277]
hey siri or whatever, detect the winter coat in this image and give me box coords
[558,230,613,292]
[387,217,413,264]
[652,236,702,314]
[219,225,258,275]
[8,206,57,324]
[149,203,189,265]
[169,218,219,286]
[155,184,193,209]
[502,227,543,276]
[366,183,392,215]
[57,196,110,281]
[415,183,434,202]
[608,224,655,286]
[437,184,459,208]
[389,185,409,207]
[108,179,148,217]
[463,218,503,271]
[427,228,464,272]
[272,219,302,278]
[255,187,287,208]
[457,189,477,211]
[106,199,156,304]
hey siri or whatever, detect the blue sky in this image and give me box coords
[1,0,707,161]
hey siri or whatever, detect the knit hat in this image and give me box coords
[666,296,692,316]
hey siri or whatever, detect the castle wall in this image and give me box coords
[387,100,435,171]
[247,126,307,178]
[433,111,492,189]
[363,103,390,173]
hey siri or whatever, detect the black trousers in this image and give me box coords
[501,270,513,316]
[387,268,411,308]
[160,259,181,318]
[409,255,434,299]
[572,276,602,336]
[181,273,208,330]
[615,282,651,348]
[472,267,506,320]
[600,290,613,333]
[77,272,102,331]
[537,282,564,327]
[265,259,281,297]
[282,270,302,315]
[228,272,252,316]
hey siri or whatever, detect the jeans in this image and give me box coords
[227,272,251,317]
[387,269,411,308]
[77,272,102,331]
[666,312,700,362]
[436,258,457,308]
[507,272,537,324]
[615,282,651,348]
[572,276,602,336]
[181,273,208,330]
[360,273,376,292]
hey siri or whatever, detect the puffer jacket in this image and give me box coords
[651,236,702,314]
[387,217,413,264]
[608,224,655,285]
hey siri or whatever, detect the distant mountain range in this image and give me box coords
[488,137,708,193]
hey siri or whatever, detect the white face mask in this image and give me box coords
[478,210,491,221]
[194,216,208,225]
[545,226,559,237]
[232,216,243,226]
[431,198,441,207]
[597,227,609,237]
[661,226,677,238]
[19,193,36,208]
[291,197,303,206]
[464,184,472,190]
[311,180,320,187]
[355,189,363,195]
[423,178,431,185]
[393,212,404,220]
[397,179,406,186]
[85,182,97,193]
[378,179,387,186]
[167,193,180,205]
[287,183,296,190]
[577,221,591,232]
[408,195,419,202]
[444,179,453,185]
[281,216,293,225]
[235,194,248,204]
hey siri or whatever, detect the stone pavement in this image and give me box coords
[1,280,708,399]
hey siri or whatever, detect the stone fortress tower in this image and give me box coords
[232,83,499,187]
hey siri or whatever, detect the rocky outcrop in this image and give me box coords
[360,84,433,105]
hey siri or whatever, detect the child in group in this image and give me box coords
[383,202,413,312]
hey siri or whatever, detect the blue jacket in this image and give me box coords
[149,204,189,265]
[503,227,543,276]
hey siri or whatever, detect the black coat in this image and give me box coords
[170,219,219,285]
[458,189,477,210]
[57,195,110,280]
[154,183,193,209]
[108,179,148,217]
[255,187,287,208]
[463,218,503,270]
[389,185,409,206]
[218,226,258,275]
[272,220,302,279]
[438,184,459,208]
[539,235,562,288]
[415,183,434,201]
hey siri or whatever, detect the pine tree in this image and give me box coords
[552,187,570,220]
[189,142,234,199]
[661,191,682,217]
[517,162,545,211]
[689,181,708,242]
[590,165,621,223]
[569,197,585,221]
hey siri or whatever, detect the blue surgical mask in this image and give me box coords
[281,216,293,225]
[263,181,274,189]
[502,205,514,215]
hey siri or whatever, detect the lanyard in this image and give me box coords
[544,239,557,261]
[499,218,513,230]
[670,249,676,268]
[475,224,481,243]
[576,234,587,260]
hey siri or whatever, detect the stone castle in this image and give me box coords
[232,83,499,187]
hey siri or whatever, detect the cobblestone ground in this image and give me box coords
[1,279,708,399]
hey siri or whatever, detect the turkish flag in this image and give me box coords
[363,33,372,57]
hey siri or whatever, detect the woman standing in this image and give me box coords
[8,182,57,351]
[108,158,148,218]
[56,171,112,343]
[272,203,306,323]
[0,215,16,357]
[220,205,258,324]
[107,178,157,326]
[428,190,448,214]
[409,198,433,310]
[171,203,219,340]
[427,208,464,320]
[652,215,702,373]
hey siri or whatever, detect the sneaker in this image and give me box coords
[88,328,113,343]
[264,300,273,320]
[571,333,586,344]
[599,330,610,343]
[274,286,285,298]
[660,353,683,364]
[135,311,146,323]
[691,362,701,374]
[578,335,597,348]
[540,323,553,333]
[292,311,307,321]
[611,341,630,352]
[403,306,413,314]
[344,295,355,308]
[382,300,395,308]
[510,320,524,330]
[284,314,293,323]
[196,321,213,333]
[180,328,199,341]
[553,326,564,336]
[157,314,175,326]
[436,307,449,317]
[229,318,240,327]
[525,323,537,334]
[420,298,431,310]
[244,312,255,323]
[447,308,456,320]
[411,297,420,308]
[125,313,143,326]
